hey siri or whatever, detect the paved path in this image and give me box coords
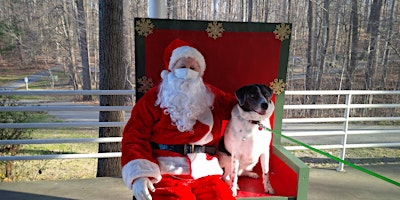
[0,65,62,90]
[0,165,399,200]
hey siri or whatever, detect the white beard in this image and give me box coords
[155,71,214,132]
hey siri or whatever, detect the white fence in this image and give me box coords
[1,90,399,171]
[283,90,400,171]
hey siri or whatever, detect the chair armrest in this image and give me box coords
[272,145,310,200]
[236,145,309,200]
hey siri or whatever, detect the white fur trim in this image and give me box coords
[193,108,214,145]
[169,46,206,76]
[157,156,190,175]
[188,153,223,179]
[160,69,169,79]
[122,159,162,189]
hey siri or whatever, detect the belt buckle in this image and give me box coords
[184,144,195,155]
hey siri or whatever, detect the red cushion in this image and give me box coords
[236,154,298,198]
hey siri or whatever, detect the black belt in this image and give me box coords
[152,143,216,155]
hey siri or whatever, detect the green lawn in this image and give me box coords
[1,128,99,182]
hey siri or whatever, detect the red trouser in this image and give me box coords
[149,175,235,200]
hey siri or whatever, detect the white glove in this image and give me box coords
[132,177,155,200]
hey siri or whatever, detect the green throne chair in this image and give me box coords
[134,18,309,200]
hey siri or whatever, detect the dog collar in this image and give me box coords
[249,120,260,124]
[249,120,264,131]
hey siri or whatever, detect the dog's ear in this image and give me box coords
[257,84,273,98]
[235,85,250,106]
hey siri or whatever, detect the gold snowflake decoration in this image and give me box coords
[206,21,224,40]
[273,23,291,41]
[269,78,286,95]
[135,18,154,37]
[137,76,154,93]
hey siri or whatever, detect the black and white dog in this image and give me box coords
[218,84,275,196]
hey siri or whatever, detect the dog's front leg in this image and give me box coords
[230,154,240,196]
[260,153,275,194]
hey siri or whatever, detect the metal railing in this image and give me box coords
[1,90,399,171]
[283,90,400,171]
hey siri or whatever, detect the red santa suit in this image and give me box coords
[121,39,237,200]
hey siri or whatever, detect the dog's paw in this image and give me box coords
[231,188,238,197]
[242,171,259,179]
[231,184,239,197]
[264,183,275,194]
[263,173,275,194]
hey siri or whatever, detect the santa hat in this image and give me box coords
[163,39,206,76]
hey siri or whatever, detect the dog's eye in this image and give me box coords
[249,94,255,98]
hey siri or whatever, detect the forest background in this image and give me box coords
[0,0,399,94]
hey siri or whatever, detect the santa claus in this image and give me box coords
[121,39,237,200]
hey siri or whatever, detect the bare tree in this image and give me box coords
[331,0,342,63]
[76,0,92,101]
[97,0,126,177]
[9,2,24,65]
[365,0,383,90]
[264,0,269,22]
[248,0,253,22]
[306,0,315,93]
[381,0,396,88]
[1,0,400,106]
[123,0,135,93]
[315,0,330,91]
[345,0,360,90]
[62,0,80,90]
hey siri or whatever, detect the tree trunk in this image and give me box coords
[331,0,341,62]
[346,0,359,90]
[281,0,287,22]
[365,0,383,90]
[397,65,400,90]
[381,0,395,88]
[10,2,24,66]
[187,0,192,19]
[315,0,329,91]
[123,0,135,103]
[167,0,172,18]
[305,0,314,93]
[76,0,92,101]
[264,0,269,22]
[240,0,244,21]
[213,0,217,20]
[62,1,80,90]
[97,0,126,177]
[248,0,253,22]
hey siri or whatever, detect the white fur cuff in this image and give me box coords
[122,159,162,189]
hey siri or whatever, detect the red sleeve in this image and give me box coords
[207,83,237,120]
[121,86,161,166]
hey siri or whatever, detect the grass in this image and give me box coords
[0,68,101,182]
[4,128,399,182]
[291,147,400,169]
[1,128,99,182]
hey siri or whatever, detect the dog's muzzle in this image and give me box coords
[151,143,216,155]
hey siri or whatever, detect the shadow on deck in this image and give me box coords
[0,165,399,200]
